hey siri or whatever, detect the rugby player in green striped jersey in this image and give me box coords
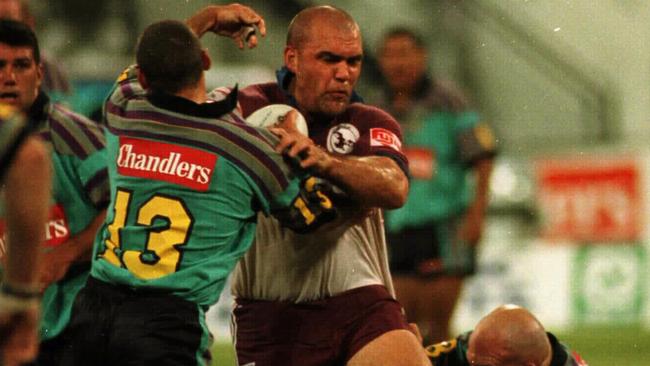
[62,5,336,366]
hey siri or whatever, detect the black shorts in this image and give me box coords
[387,218,477,277]
[232,285,410,366]
[61,276,210,366]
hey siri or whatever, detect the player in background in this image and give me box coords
[0,0,71,98]
[62,4,336,366]
[424,305,588,366]
[375,27,496,343]
[0,19,108,365]
[0,109,50,366]
[231,6,431,366]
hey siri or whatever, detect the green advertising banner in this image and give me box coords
[572,244,646,324]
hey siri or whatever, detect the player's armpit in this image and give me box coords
[272,177,339,234]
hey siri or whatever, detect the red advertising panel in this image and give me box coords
[536,158,640,242]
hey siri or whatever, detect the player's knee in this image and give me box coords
[348,329,431,366]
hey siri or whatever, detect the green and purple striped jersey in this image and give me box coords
[0,93,109,340]
[91,65,305,306]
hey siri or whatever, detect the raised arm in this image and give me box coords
[186,4,266,48]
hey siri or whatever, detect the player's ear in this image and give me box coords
[137,68,149,89]
[201,49,211,71]
[34,61,43,91]
[284,46,297,73]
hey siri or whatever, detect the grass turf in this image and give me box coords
[210,325,650,365]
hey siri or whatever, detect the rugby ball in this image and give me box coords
[245,104,308,136]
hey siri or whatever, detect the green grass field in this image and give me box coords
[210,326,650,366]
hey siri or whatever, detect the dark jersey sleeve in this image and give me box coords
[425,332,471,366]
[547,332,589,366]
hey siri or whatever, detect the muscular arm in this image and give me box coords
[319,154,408,209]
[271,112,408,209]
[185,4,266,47]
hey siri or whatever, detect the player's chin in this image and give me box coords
[319,100,349,116]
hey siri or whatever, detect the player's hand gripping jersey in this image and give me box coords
[92,66,336,306]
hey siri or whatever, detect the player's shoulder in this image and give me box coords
[342,103,402,137]
[240,82,281,98]
[44,103,105,158]
[428,108,480,127]
[547,332,588,366]
[48,103,100,129]
[347,102,396,121]
[238,82,285,117]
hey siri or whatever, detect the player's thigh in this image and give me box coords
[110,294,208,366]
[61,278,118,366]
[391,276,420,318]
[347,329,432,366]
[417,276,464,314]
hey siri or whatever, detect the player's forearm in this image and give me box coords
[61,210,106,263]
[471,158,493,212]
[4,138,51,286]
[320,155,408,209]
[186,5,219,38]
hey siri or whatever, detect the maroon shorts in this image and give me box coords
[232,285,410,366]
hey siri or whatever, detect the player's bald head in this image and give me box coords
[469,305,551,365]
[286,6,360,48]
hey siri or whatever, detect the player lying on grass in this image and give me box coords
[424,305,588,366]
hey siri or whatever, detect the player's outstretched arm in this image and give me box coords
[186,3,266,49]
[0,136,51,366]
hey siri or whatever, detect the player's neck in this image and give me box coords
[175,76,207,104]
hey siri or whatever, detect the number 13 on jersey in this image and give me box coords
[100,188,194,280]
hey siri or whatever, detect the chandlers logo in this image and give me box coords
[0,204,70,258]
[117,137,217,191]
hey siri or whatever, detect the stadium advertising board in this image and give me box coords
[536,158,641,242]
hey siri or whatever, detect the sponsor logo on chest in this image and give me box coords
[117,137,217,191]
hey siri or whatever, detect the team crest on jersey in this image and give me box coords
[117,137,217,191]
[327,123,359,154]
[370,128,401,152]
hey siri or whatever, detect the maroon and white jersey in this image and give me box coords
[231,82,409,302]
